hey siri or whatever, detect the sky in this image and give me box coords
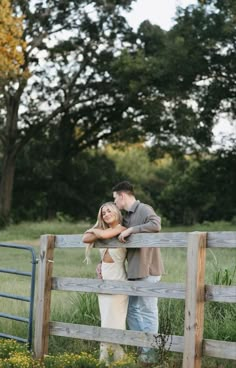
[124,0,236,146]
[125,0,198,31]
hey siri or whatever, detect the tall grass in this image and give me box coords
[0,220,236,367]
[0,220,90,244]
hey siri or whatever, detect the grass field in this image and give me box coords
[0,220,236,367]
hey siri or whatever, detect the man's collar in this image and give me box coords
[127,200,140,213]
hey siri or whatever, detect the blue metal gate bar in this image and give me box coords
[0,333,27,343]
[0,313,29,323]
[0,268,32,276]
[0,243,37,350]
[0,292,31,302]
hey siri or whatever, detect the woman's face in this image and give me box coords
[101,205,117,226]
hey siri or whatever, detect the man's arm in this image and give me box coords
[131,213,161,233]
[118,205,161,242]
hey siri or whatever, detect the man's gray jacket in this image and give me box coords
[123,200,164,279]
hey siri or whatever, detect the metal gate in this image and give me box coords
[0,243,37,350]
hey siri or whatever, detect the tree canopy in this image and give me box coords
[0,0,235,224]
[0,0,135,223]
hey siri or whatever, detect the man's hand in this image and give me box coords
[96,262,102,279]
[118,227,133,243]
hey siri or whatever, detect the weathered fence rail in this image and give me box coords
[34,232,236,368]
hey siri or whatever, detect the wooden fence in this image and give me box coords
[34,231,236,368]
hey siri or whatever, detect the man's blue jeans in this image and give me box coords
[127,275,161,357]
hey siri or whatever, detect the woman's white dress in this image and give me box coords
[98,247,128,364]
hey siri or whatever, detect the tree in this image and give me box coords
[158,148,236,225]
[120,0,236,157]
[0,0,135,224]
[1,0,235,225]
[166,0,236,147]
[13,140,119,221]
[106,144,161,207]
[0,0,26,80]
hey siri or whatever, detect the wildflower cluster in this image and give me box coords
[0,351,41,368]
[44,351,104,368]
[0,340,145,367]
[0,339,28,359]
[109,353,137,368]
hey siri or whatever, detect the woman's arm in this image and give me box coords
[82,225,126,242]
[82,230,97,243]
[92,226,126,239]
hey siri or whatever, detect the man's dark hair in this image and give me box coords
[112,181,134,195]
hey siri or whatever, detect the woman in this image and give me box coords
[82,202,128,365]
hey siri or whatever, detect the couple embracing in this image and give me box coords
[82,181,164,366]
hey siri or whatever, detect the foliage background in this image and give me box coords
[0,0,235,226]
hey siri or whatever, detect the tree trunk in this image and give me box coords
[0,152,16,224]
[0,85,23,226]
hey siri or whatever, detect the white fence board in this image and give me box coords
[205,285,236,303]
[49,322,236,360]
[49,321,184,353]
[52,277,185,299]
[54,232,236,249]
[52,277,236,303]
[203,339,236,360]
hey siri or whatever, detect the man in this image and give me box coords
[112,181,164,364]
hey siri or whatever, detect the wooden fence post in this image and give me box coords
[34,235,55,359]
[183,232,207,368]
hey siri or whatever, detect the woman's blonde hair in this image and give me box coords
[94,202,122,229]
[84,202,122,263]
